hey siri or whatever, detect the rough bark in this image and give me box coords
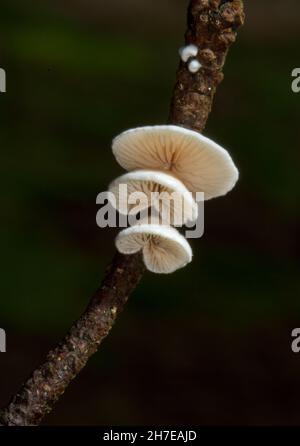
[0,253,145,426]
[0,0,244,426]
[169,0,244,131]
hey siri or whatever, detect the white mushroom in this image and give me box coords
[179,44,198,62]
[188,59,202,73]
[112,125,239,199]
[108,170,198,225]
[115,224,192,274]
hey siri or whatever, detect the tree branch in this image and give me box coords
[0,0,244,426]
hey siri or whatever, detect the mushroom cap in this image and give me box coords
[112,125,239,199]
[115,224,192,274]
[188,59,202,73]
[179,44,198,62]
[109,170,198,225]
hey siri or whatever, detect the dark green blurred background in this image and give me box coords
[1,0,300,425]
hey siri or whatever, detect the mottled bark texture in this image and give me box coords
[169,0,245,132]
[0,253,145,426]
[0,0,244,426]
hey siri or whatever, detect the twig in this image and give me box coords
[0,0,244,426]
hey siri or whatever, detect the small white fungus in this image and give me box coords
[188,59,202,73]
[179,44,198,63]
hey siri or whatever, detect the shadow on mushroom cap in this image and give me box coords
[112,125,239,199]
[108,169,198,226]
[115,224,193,274]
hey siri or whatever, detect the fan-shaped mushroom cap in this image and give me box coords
[115,224,192,274]
[112,125,239,199]
[109,170,198,225]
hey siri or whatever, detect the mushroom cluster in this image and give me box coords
[108,125,239,274]
[179,44,202,73]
